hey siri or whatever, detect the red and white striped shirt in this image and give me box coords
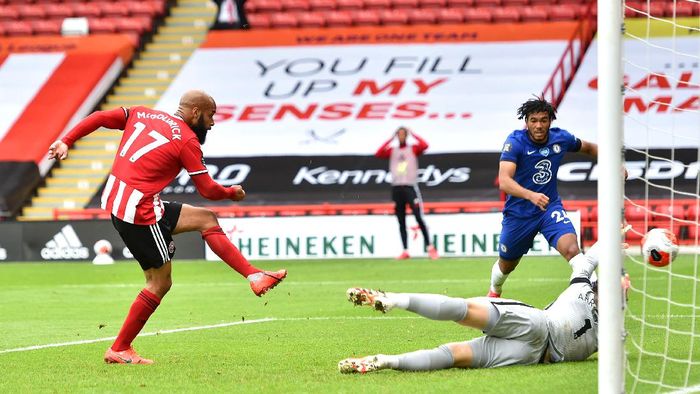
[62,106,241,225]
[100,106,208,225]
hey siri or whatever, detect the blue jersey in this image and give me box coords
[500,127,581,218]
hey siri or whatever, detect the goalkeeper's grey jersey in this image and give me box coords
[543,282,598,362]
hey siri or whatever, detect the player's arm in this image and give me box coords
[578,139,597,157]
[180,140,245,201]
[374,135,394,159]
[498,160,549,211]
[48,107,129,160]
[411,132,429,155]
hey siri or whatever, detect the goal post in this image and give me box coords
[597,0,625,392]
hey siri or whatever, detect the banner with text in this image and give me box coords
[88,147,698,206]
[559,34,699,149]
[208,212,581,260]
[156,26,571,157]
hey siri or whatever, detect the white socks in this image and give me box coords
[385,292,410,309]
[489,260,509,294]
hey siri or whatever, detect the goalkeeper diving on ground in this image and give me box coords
[338,240,629,373]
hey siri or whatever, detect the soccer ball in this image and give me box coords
[641,228,679,267]
[93,239,112,255]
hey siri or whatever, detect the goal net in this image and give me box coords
[620,1,700,392]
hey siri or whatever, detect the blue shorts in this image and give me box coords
[498,202,576,260]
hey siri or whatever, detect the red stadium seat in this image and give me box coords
[3,20,32,36]
[435,8,463,23]
[688,223,699,240]
[148,0,166,16]
[651,204,686,222]
[336,0,363,10]
[365,0,392,9]
[270,12,298,28]
[32,19,61,35]
[352,9,381,26]
[72,3,102,18]
[647,2,667,17]
[284,0,311,12]
[34,0,62,3]
[520,5,548,22]
[114,17,143,34]
[99,2,130,17]
[447,0,474,6]
[246,13,271,28]
[45,3,74,19]
[624,2,645,18]
[17,5,47,20]
[528,0,555,4]
[252,0,283,13]
[473,0,501,7]
[124,1,158,17]
[325,10,353,26]
[88,17,117,33]
[309,0,337,11]
[0,7,19,21]
[670,1,699,17]
[408,8,436,24]
[625,204,650,222]
[118,16,152,33]
[548,4,577,21]
[6,0,34,4]
[380,9,409,25]
[244,1,256,14]
[297,11,326,27]
[687,205,699,222]
[419,0,446,8]
[491,6,520,22]
[624,222,646,242]
[501,0,528,5]
[0,24,4,36]
[462,7,492,23]
[589,205,598,221]
[393,0,419,9]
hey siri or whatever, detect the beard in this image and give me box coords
[191,116,209,144]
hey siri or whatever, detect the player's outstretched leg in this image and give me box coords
[202,225,288,296]
[339,346,455,374]
[346,288,468,320]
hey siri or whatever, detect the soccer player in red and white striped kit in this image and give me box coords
[48,90,287,364]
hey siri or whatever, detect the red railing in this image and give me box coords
[52,198,700,246]
[542,1,597,107]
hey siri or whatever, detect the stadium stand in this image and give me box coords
[14,0,217,221]
[2,0,695,254]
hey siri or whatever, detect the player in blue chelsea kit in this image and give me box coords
[488,98,598,297]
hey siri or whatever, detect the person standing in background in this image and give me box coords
[376,127,439,260]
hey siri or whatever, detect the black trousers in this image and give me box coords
[392,185,430,250]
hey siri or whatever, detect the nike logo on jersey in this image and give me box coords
[527,150,536,155]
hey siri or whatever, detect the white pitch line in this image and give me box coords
[0,316,419,356]
[666,384,700,394]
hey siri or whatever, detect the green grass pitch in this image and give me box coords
[1,255,698,393]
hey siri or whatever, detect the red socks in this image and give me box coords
[111,289,161,352]
[202,226,260,278]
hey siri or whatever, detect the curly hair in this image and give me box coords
[517,97,557,121]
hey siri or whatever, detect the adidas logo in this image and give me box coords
[41,225,89,260]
